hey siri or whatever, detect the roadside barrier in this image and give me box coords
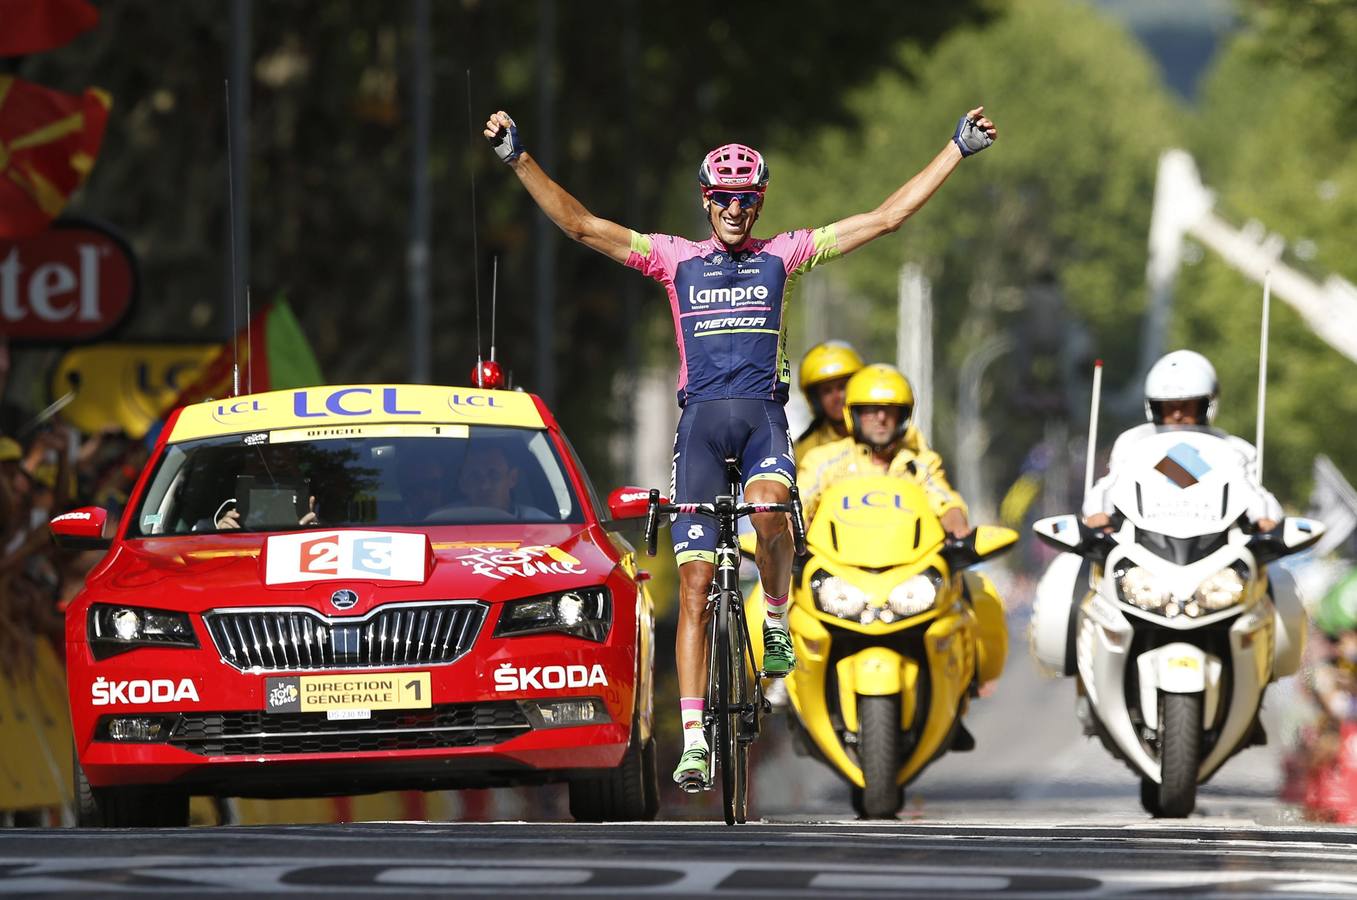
[0,641,73,818]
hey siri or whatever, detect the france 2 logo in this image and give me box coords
[265,531,426,585]
[301,535,391,575]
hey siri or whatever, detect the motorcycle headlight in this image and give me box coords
[494,588,611,642]
[1114,565,1172,613]
[88,604,198,660]
[1193,564,1247,612]
[810,572,868,620]
[888,570,942,618]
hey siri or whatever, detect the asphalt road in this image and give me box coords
[2,820,1355,897]
[6,612,1354,897]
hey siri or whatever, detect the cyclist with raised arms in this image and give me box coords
[485,106,997,789]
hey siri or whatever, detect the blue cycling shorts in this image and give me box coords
[669,398,795,566]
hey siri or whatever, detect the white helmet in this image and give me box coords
[1144,350,1218,424]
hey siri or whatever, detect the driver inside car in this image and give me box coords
[457,444,548,519]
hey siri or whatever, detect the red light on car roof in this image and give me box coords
[471,360,504,389]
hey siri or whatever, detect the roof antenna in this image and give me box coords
[224,78,241,397]
[466,69,484,387]
[490,256,498,364]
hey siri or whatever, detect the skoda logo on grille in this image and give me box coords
[330,589,359,611]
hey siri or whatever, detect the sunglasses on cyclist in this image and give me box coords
[705,190,763,209]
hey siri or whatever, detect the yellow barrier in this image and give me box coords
[0,641,74,816]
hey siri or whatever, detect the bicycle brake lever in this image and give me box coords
[789,485,808,557]
[644,488,660,557]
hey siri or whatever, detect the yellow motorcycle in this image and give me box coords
[747,475,1014,817]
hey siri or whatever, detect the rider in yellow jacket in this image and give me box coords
[798,364,971,538]
[795,341,864,459]
[797,343,937,470]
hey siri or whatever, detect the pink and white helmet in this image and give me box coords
[698,143,770,190]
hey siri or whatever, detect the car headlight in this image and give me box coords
[1193,564,1248,612]
[810,572,868,620]
[1114,565,1172,613]
[888,570,942,618]
[494,588,611,642]
[88,604,198,659]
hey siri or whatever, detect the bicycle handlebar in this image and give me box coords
[642,487,810,558]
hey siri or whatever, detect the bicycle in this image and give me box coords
[643,459,808,826]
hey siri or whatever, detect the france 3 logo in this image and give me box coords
[265,530,427,585]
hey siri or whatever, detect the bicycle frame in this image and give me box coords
[644,471,807,825]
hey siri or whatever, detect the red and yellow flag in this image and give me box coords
[0,0,99,57]
[0,76,111,238]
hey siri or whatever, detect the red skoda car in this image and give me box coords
[55,383,658,825]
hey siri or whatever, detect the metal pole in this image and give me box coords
[1256,271,1271,479]
[408,0,432,383]
[896,263,933,441]
[228,0,250,341]
[534,0,558,404]
[1083,359,1103,503]
[619,0,640,478]
[955,333,1013,522]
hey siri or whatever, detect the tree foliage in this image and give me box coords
[760,0,1180,496]
[1176,0,1357,502]
[21,0,992,485]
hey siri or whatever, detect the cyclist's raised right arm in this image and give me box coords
[485,111,632,265]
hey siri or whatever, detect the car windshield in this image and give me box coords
[129,425,583,536]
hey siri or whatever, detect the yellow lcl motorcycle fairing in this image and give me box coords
[746,475,1014,818]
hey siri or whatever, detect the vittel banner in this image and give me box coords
[1,219,138,342]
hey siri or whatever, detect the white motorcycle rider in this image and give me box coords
[1030,351,1317,816]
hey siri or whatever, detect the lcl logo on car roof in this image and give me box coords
[330,589,359,610]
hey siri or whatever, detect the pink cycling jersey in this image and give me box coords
[625,227,841,407]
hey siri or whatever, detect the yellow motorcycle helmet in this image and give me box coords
[844,364,914,451]
[799,341,865,414]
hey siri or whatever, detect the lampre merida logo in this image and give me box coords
[493,663,608,692]
[687,284,769,305]
[91,677,199,706]
[693,315,768,332]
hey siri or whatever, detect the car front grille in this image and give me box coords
[204,601,486,672]
[166,702,531,756]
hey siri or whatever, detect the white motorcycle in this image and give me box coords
[1030,429,1320,817]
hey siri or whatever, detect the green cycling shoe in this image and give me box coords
[762,624,796,676]
[672,746,709,792]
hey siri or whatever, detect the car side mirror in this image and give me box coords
[942,525,1018,571]
[1250,516,1325,563]
[606,486,653,522]
[50,506,111,551]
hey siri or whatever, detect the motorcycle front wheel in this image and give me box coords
[857,694,903,818]
[1148,691,1202,818]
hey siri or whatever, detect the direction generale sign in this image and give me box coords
[0,218,138,342]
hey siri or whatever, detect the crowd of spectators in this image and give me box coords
[0,342,148,681]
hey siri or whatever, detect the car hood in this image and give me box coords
[89,524,619,615]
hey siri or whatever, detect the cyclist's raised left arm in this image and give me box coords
[485,111,633,264]
[831,107,996,257]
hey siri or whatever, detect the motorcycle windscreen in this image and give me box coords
[1106,430,1253,539]
[806,476,946,569]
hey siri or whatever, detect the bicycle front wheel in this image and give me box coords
[729,590,752,824]
[714,586,738,826]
